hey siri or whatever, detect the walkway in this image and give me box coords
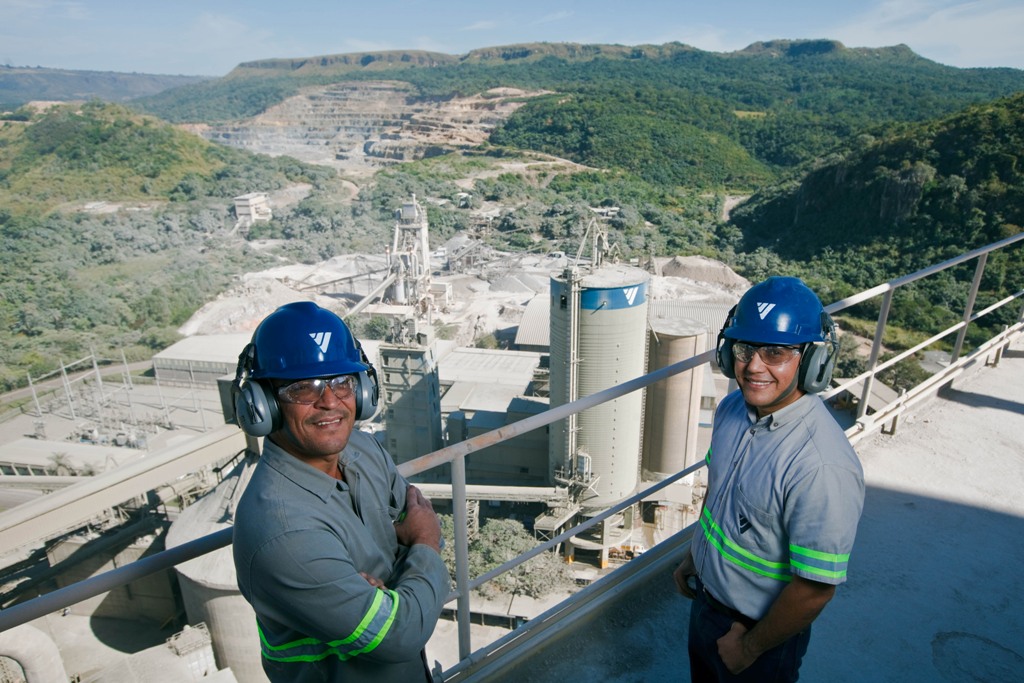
[462,336,1024,683]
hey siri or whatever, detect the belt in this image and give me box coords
[697,578,758,630]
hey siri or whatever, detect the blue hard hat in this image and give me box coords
[248,302,368,380]
[722,277,828,345]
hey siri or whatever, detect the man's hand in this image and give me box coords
[394,485,442,552]
[359,572,386,589]
[717,621,758,674]
[716,576,836,674]
[673,550,698,599]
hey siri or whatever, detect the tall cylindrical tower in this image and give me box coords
[642,318,707,481]
[549,264,650,509]
[166,458,270,683]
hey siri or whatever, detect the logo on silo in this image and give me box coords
[623,286,639,305]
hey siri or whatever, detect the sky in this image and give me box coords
[2,0,1023,76]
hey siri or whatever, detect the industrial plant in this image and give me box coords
[0,194,747,681]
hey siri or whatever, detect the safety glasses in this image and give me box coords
[732,342,801,366]
[276,375,357,404]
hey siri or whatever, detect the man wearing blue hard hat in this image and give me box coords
[231,301,449,683]
[674,277,865,682]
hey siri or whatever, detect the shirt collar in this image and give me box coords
[261,438,347,503]
[745,393,816,430]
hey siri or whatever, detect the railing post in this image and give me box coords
[859,289,893,419]
[451,455,472,659]
[951,253,988,363]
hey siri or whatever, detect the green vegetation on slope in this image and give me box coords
[0,65,210,111]
[0,102,342,390]
[4,45,1024,392]
[0,101,336,213]
[135,40,1024,190]
[730,92,1024,343]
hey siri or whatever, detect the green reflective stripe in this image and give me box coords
[704,446,712,465]
[790,544,849,580]
[358,589,399,656]
[258,588,400,663]
[700,508,792,582]
[790,544,849,563]
[790,559,847,580]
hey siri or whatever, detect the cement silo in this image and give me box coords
[165,455,269,683]
[642,317,707,481]
[549,264,650,509]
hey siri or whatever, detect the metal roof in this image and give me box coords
[514,294,550,348]
[153,334,251,365]
[437,347,541,387]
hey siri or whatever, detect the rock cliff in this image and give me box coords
[196,81,547,176]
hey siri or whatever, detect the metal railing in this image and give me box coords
[1,233,1022,679]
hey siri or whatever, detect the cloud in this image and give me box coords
[0,0,89,22]
[828,0,1024,68]
[533,11,573,26]
[461,20,498,32]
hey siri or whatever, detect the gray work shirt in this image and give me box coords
[692,391,865,621]
[233,430,450,683]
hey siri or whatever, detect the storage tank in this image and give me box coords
[165,455,269,683]
[642,317,707,480]
[549,264,650,508]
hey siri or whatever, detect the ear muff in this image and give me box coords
[353,342,380,421]
[716,338,736,379]
[232,343,282,437]
[715,306,738,379]
[797,312,839,394]
[234,379,281,437]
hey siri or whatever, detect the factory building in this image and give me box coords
[232,192,272,229]
[0,196,742,679]
[153,333,251,387]
[379,343,444,472]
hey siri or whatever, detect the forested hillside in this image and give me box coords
[136,40,1024,188]
[730,92,1024,341]
[0,65,208,111]
[0,102,342,390]
[2,41,1024,395]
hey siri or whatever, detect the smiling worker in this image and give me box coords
[231,301,449,683]
[674,276,865,682]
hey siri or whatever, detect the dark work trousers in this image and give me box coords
[688,581,811,683]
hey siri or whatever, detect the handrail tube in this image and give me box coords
[398,351,715,479]
[832,321,963,401]
[824,231,1024,314]
[859,289,893,419]
[464,461,702,593]
[825,289,1022,404]
[951,253,988,363]
[971,291,1024,322]
[451,455,472,659]
[848,321,1023,444]
[0,528,232,633]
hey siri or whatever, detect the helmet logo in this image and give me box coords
[756,302,776,320]
[310,332,332,353]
